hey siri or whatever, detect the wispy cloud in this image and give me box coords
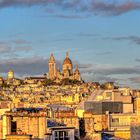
[0,40,32,56]
[78,33,99,37]
[129,77,140,83]
[88,0,140,16]
[105,36,140,45]
[82,72,119,83]
[15,46,32,52]
[136,59,140,63]
[50,38,73,42]
[96,51,112,55]
[0,0,56,7]
[11,39,31,45]
[113,36,140,45]
[80,64,140,76]
[0,0,140,16]
[0,42,12,53]
[0,57,48,76]
[0,0,81,9]
[49,14,88,19]
[78,63,140,88]
[78,64,93,69]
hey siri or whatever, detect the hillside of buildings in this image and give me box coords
[0,53,140,140]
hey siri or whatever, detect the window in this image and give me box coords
[11,121,17,132]
[55,131,59,140]
[112,118,119,123]
[55,131,59,137]
[65,131,68,137]
[59,131,64,138]
[54,131,69,140]
[64,131,69,140]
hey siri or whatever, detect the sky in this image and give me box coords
[0,0,140,88]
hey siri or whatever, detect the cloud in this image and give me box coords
[49,38,73,42]
[81,64,140,76]
[0,42,12,53]
[49,14,88,19]
[88,0,140,16]
[136,58,140,62]
[96,51,112,55]
[79,64,140,84]
[0,45,32,55]
[0,56,62,76]
[77,63,140,88]
[105,36,140,45]
[129,77,140,83]
[113,36,140,45]
[82,72,118,83]
[0,0,140,16]
[78,64,93,69]
[14,46,33,52]
[0,0,80,8]
[78,33,99,37]
[0,57,49,76]
[0,40,32,57]
[0,0,57,8]
[11,39,31,45]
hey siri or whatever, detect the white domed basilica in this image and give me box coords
[48,52,81,82]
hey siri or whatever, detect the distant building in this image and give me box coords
[7,70,14,80]
[45,126,75,140]
[2,108,47,139]
[48,52,82,82]
[84,101,123,114]
[2,108,79,140]
[0,77,4,85]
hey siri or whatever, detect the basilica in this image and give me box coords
[48,52,81,82]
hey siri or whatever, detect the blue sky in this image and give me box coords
[0,0,140,88]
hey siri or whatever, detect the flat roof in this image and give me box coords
[49,126,75,130]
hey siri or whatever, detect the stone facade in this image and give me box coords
[6,134,32,140]
[48,52,81,81]
[84,113,108,134]
[3,112,47,139]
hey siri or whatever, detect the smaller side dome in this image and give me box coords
[75,65,80,74]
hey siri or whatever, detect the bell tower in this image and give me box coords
[48,53,56,80]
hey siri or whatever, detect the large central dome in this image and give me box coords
[63,53,72,65]
[62,52,73,73]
